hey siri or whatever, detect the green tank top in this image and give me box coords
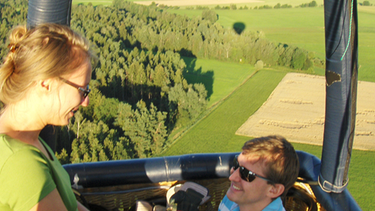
[0,134,78,211]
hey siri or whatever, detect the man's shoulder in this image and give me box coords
[219,195,239,211]
[262,197,285,211]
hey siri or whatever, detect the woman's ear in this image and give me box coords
[267,183,285,199]
[39,79,54,93]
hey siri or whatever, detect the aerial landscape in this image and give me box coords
[1,0,374,210]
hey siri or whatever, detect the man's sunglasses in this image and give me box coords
[232,155,275,184]
[59,77,91,99]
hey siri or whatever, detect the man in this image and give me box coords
[219,135,299,211]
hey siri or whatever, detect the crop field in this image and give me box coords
[236,72,375,150]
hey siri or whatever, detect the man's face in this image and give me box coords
[226,153,273,209]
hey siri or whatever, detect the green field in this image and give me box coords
[162,69,286,155]
[172,6,375,82]
[182,57,256,108]
[73,0,112,6]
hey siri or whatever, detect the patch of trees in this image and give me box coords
[186,6,210,10]
[274,3,293,9]
[0,0,317,163]
[102,2,315,70]
[298,0,318,7]
[153,3,180,10]
[255,5,273,9]
[361,1,372,6]
[0,0,28,59]
[202,10,219,23]
[238,6,250,10]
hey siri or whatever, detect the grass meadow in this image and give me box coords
[162,69,286,156]
[73,0,112,6]
[182,57,256,108]
[72,0,375,209]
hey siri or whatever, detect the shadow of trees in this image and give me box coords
[182,57,214,101]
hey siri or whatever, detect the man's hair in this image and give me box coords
[242,135,299,197]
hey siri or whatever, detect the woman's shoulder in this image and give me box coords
[0,133,37,153]
[0,134,45,169]
[0,134,57,211]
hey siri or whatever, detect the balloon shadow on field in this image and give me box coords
[233,22,246,35]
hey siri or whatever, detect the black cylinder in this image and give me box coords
[27,0,72,29]
[63,153,238,188]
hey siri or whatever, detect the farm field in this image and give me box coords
[236,72,375,151]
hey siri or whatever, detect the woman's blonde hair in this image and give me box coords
[0,23,96,105]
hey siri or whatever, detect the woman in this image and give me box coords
[0,23,95,211]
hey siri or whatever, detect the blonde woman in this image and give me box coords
[0,23,95,211]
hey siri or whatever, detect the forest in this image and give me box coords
[0,0,318,163]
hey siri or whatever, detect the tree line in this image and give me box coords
[0,0,318,163]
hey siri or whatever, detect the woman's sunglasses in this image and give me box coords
[59,77,91,99]
[232,155,275,184]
